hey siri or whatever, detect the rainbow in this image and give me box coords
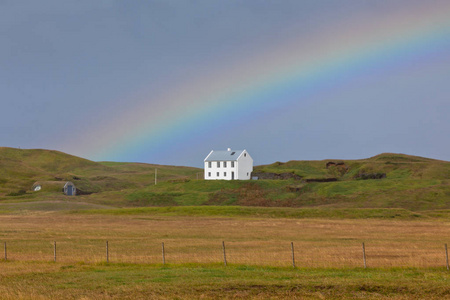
[64,2,450,163]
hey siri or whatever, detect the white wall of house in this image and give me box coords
[204,160,237,180]
[236,150,253,180]
[204,149,253,180]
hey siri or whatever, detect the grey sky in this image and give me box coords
[1,1,449,166]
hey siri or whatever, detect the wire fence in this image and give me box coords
[1,240,449,269]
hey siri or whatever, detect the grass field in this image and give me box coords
[1,148,450,298]
[1,212,450,298]
[1,212,449,268]
[1,263,450,299]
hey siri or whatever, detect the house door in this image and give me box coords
[67,185,73,196]
[231,172,235,180]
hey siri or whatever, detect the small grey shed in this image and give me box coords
[64,181,76,196]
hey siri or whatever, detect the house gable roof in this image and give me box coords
[204,150,245,162]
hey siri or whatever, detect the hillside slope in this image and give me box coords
[0,149,448,212]
[0,147,201,197]
[121,153,449,210]
[253,153,449,180]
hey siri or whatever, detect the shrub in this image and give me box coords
[7,189,27,196]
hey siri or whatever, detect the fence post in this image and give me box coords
[162,242,165,265]
[106,241,109,263]
[54,241,56,262]
[4,242,6,261]
[222,241,227,266]
[362,242,367,269]
[291,242,295,268]
[446,243,449,271]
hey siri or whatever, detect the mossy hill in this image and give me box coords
[254,153,449,181]
[0,147,200,198]
[0,147,449,212]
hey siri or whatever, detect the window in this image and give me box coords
[231,161,235,168]
[217,161,220,168]
[224,172,227,177]
[223,161,227,168]
[208,172,211,177]
[244,153,247,157]
[247,173,249,176]
[217,172,219,177]
[208,162,211,168]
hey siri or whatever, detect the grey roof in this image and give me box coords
[205,150,244,161]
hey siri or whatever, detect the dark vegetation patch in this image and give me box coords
[252,172,302,180]
[304,178,338,182]
[126,191,180,206]
[355,172,387,180]
[6,189,27,197]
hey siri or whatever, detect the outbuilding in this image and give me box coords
[32,181,77,196]
[63,181,76,196]
[204,148,253,180]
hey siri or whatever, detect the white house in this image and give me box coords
[204,148,253,180]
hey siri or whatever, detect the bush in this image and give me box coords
[7,189,27,196]
[355,173,387,180]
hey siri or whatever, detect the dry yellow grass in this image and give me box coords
[0,213,449,268]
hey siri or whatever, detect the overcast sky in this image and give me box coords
[1,1,449,167]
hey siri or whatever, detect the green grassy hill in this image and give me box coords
[0,148,448,212]
[254,153,449,180]
[248,153,450,210]
[0,147,200,199]
[113,153,449,210]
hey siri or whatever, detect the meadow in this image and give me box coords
[1,211,450,268]
[1,262,450,299]
[1,148,450,298]
[1,210,450,298]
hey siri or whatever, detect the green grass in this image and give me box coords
[0,147,201,197]
[1,148,449,213]
[0,200,113,213]
[2,149,450,299]
[256,160,331,178]
[312,179,443,197]
[1,262,449,299]
[109,177,449,210]
[72,205,431,220]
